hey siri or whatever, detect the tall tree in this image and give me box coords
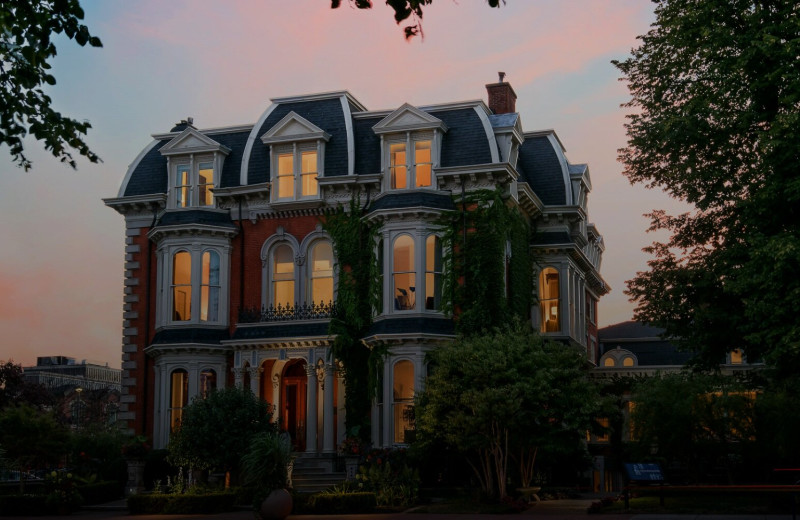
[614,0,800,372]
[1,0,102,170]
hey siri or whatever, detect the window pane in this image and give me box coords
[277,153,294,198]
[393,235,414,272]
[390,143,407,189]
[198,163,214,206]
[176,165,191,207]
[415,140,432,187]
[393,235,415,310]
[311,278,334,305]
[539,267,560,332]
[170,370,188,431]
[310,242,333,304]
[274,280,294,307]
[200,369,216,398]
[273,245,294,276]
[301,151,318,197]
[202,251,220,285]
[172,252,192,321]
[425,235,442,310]
[273,244,295,307]
[200,251,220,322]
[393,360,415,443]
[394,272,415,310]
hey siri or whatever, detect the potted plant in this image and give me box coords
[338,436,364,481]
[241,431,293,520]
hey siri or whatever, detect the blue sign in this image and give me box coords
[625,463,664,482]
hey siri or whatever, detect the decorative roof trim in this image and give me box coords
[159,127,231,157]
[151,124,253,140]
[103,193,166,215]
[241,102,280,185]
[354,99,489,119]
[145,343,231,357]
[372,103,448,135]
[340,95,356,176]
[260,111,331,145]
[117,140,160,198]
[270,90,367,113]
[473,105,500,163]
[147,222,239,242]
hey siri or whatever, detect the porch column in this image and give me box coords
[322,363,335,453]
[271,373,281,420]
[249,366,260,395]
[336,368,346,446]
[305,364,318,453]
[233,367,243,388]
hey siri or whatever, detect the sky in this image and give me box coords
[0,0,686,369]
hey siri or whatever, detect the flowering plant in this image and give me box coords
[121,435,151,459]
[338,436,365,457]
[45,470,82,513]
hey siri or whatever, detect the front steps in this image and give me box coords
[290,453,347,493]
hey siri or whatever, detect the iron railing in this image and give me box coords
[238,301,337,323]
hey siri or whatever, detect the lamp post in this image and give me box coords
[74,387,83,429]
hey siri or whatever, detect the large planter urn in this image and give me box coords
[257,488,293,520]
[125,459,146,496]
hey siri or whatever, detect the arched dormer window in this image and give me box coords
[539,267,560,332]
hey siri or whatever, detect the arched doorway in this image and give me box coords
[281,360,307,451]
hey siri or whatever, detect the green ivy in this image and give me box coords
[323,195,382,439]
[438,189,532,336]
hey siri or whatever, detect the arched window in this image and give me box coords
[309,241,334,305]
[172,251,192,321]
[603,357,615,367]
[393,235,415,311]
[200,250,220,321]
[622,357,635,367]
[539,267,560,332]
[393,360,415,443]
[200,369,217,398]
[425,235,442,310]
[272,244,295,308]
[170,369,188,431]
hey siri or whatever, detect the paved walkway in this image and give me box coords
[1,497,794,520]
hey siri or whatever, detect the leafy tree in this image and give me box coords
[614,0,800,372]
[0,404,69,491]
[1,0,102,170]
[167,387,276,485]
[331,0,504,39]
[0,361,53,410]
[415,322,600,498]
[630,372,756,483]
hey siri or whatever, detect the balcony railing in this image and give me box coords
[238,301,337,323]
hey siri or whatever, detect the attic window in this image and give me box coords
[388,136,432,189]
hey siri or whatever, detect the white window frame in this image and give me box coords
[270,142,323,202]
[170,155,217,209]
[155,238,231,328]
[380,228,444,315]
[385,132,435,191]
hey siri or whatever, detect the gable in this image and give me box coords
[159,127,231,157]
[260,111,331,145]
[372,103,447,135]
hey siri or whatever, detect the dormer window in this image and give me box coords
[389,136,432,189]
[159,126,230,210]
[274,145,319,201]
[175,159,215,208]
[372,103,447,192]
[261,111,330,203]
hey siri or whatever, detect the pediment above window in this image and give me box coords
[260,112,331,145]
[372,103,448,135]
[159,128,231,157]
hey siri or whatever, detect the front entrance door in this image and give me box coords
[281,361,307,451]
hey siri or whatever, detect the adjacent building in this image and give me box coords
[105,77,608,450]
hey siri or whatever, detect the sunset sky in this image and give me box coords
[0,1,685,369]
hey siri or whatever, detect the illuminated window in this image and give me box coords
[273,145,319,201]
[271,244,296,308]
[199,369,216,398]
[170,369,188,431]
[425,235,442,310]
[309,241,334,305]
[389,137,433,189]
[393,235,415,310]
[539,267,560,332]
[169,249,224,325]
[730,349,743,364]
[393,360,415,443]
[622,356,635,367]
[603,357,616,367]
[174,160,214,208]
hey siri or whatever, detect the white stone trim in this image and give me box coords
[241,103,279,186]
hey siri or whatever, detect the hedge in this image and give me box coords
[305,492,377,514]
[127,491,237,515]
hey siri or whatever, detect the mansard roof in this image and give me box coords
[516,131,571,206]
[599,321,694,366]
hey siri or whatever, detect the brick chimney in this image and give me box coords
[486,72,517,114]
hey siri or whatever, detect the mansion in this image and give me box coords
[105,77,608,451]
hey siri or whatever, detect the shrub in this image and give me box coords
[356,448,419,507]
[309,491,377,514]
[127,491,237,515]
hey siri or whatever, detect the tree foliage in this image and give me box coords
[331,0,504,39]
[0,404,69,474]
[167,387,276,475]
[1,0,102,170]
[614,0,800,372]
[415,323,600,498]
[0,361,53,410]
[630,372,757,483]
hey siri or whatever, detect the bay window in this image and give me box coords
[539,267,560,332]
[164,247,227,326]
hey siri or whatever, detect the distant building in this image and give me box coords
[23,356,122,392]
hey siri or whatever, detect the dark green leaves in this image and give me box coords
[1,0,102,171]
